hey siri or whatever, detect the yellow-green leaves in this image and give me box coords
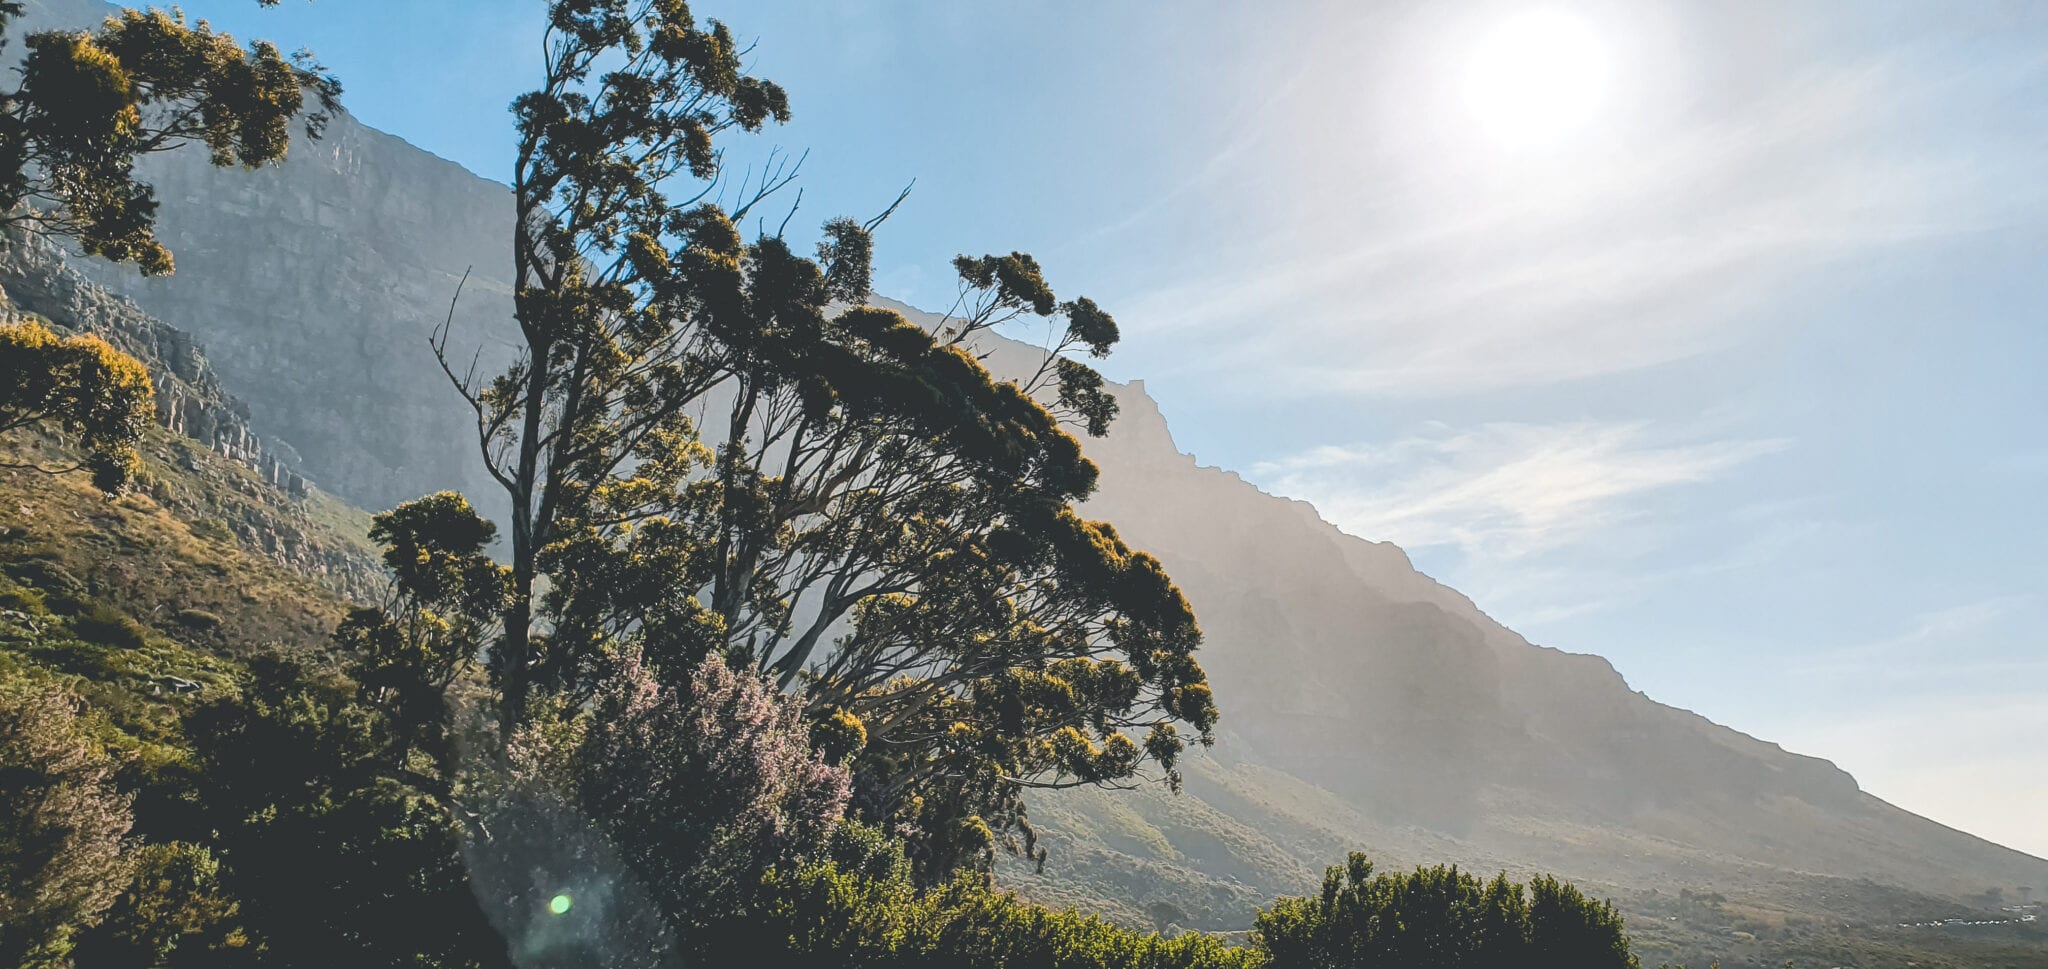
[367,492,505,611]
[20,32,139,150]
[0,320,155,495]
[812,707,868,765]
[1,9,334,275]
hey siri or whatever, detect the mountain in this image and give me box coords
[18,0,515,511]
[955,308,2048,962]
[12,2,2045,964]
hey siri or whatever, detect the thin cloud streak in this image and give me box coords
[1118,51,2043,398]
[1251,420,1789,560]
[1790,594,2039,677]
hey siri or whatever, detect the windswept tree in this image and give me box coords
[413,0,1219,879]
[0,319,154,493]
[338,492,510,772]
[0,2,339,275]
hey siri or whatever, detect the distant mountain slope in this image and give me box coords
[14,3,2043,964]
[0,226,381,602]
[933,302,2048,909]
[18,0,518,511]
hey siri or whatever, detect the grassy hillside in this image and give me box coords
[1,427,375,646]
[998,746,2047,969]
[0,423,375,753]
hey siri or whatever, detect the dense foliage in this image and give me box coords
[0,2,338,274]
[0,319,155,492]
[1255,854,1639,969]
[709,857,1261,969]
[0,669,134,969]
[468,648,852,965]
[412,0,1216,881]
[0,422,1652,969]
[0,3,1662,969]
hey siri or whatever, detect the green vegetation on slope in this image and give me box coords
[1,423,1650,968]
[4,5,2026,968]
[1001,742,2048,969]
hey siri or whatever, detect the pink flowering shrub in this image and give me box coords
[470,650,850,962]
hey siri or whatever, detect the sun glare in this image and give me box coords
[1463,10,1607,150]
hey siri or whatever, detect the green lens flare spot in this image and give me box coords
[549,894,573,916]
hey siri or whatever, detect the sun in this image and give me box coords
[1463,10,1607,150]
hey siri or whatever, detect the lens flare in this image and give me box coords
[548,893,573,916]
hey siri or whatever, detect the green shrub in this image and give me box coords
[0,584,47,616]
[0,670,136,969]
[2,560,84,602]
[1254,854,1639,969]
[70,604,150,651]
[715,862,1260,969]
[70,841,239,967]
[186,519,234,545]
[172,609,222,633]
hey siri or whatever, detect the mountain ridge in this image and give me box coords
[10,3,2042,962]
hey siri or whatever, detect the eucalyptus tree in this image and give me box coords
[428,0,1218,878]
[436,0,791,737]
[338,492,510,772]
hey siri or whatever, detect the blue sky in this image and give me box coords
[176,0,2048,858]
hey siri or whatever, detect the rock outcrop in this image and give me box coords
[0,228,313,499]
[24,0,516,511]
[0,228,378,598]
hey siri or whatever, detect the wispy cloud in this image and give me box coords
[1792,593,2041,678]
[1118,47,2044,398]
[1250,420,1788,560]
[1457,505,1832,629]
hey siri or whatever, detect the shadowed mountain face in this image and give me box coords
[17,0,2044,944]
[18,0,516,511]
[956,311,2048,908]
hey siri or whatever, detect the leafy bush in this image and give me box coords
[181,651,507,969]
[172,609,222,633]
[0,584,47,616]
[70,604,150,651]
[711,861,1260,969]
[469,650,851,964]
[1254,854,1639,969]
[71,841,240,967]
[186,519,235,545]
[3,560,84,605]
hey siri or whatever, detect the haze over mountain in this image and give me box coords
[15,0,2045,959]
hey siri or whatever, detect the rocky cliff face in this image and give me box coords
[0,228,308,492]
[27,0,517,512]
[0,229,380,597]
[60,106,517,510]
[17,0,2044,939]
[913,304,2043,901]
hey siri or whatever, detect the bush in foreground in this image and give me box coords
[1255,853,1638,969]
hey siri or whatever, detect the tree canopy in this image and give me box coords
[398,0,1218,881]
[0,319,154,493]
[1254,854,1640,969]
[0,2,338,274]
